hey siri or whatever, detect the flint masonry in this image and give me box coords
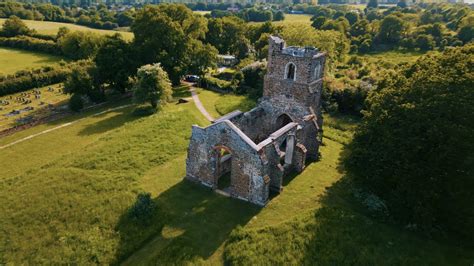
[185,36,326,205]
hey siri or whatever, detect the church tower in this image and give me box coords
[264,35,325,111]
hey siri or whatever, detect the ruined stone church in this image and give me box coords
[186,36,326,205]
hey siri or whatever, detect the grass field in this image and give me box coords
[0,47,65,75]
[0,19,134,41]
[274,14,312,25]
[0,88,472,264]
[0,83,67,131]
[360,50,427,65]
[194,88,256,118]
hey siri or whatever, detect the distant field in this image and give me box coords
[275,14,312,25]
[0,47,65,75]
[0,83,67,131]
[360,50,427,65]
[193,10,211,15]
[0,18,134,41]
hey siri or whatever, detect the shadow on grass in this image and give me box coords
[172,85,192,98]
[77,107,139,136]
[114,180,260,265]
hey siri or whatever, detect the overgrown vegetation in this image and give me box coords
[344,44,474,240]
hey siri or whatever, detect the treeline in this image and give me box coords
[0,60,91,96]
[309,4,473,53]
[0,16,106,59]
[207,7,284,22]
[0,2,134,29]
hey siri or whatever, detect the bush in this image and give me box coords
[344,45,474,240]
[238,61,266,99]
[68,93,84,112]
[199,75,233,92]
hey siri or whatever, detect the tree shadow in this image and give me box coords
[114,180,260,265]
[77,107,139,136]
[172,85,192,98]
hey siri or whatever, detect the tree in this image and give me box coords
[134,63,172,109]
[367,0,378,9]
[397,0,407,8]
[377,15,407,45]
[132,4,213,84]
[64,66,94,96]
[58,31,104,60]
[415,34,435,51]
[94,34,136,93]
[206,16,249,59]
[457,25,474,44]
[311,16,327,30]
[344,12,359,25]
[344,45,474,239]
[56,26,70,40]
[350,19,370,37]
[281,24,350,72]
[1,15,30,37]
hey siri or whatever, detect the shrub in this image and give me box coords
[0,36,60,55]
[344,45,474,239]
[68,93,84,112]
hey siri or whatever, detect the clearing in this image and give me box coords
[0,88,472,264]
[0,18,134,41]
[0,47,65,75]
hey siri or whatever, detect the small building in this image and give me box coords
[186,36,326,206]
[217,55,238,67]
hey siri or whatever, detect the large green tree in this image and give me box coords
[58,31,105,60]
[344,45,474,239]
[377,15,407,45]
[132,4,217,85]
[206,16,250,59]
[133,63,172,109]
[94,33,136,93]
[281,24,350,72]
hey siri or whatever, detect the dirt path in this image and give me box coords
[0,104,132,150]
[189,87,214,122]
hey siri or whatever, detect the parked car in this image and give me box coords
[185,75,200,82]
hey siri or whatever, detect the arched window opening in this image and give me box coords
[275,114,293,131]
[285,63,296,81]
[213,146,232,191]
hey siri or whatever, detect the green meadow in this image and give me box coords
[0,88,472,264]
[0,47,65,75]
[0,18,134,40]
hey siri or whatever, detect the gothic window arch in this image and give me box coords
[284,62,296,81]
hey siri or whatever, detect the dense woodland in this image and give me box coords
[0,0,473,263]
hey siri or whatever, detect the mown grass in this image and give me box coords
[194,88,256,119]
[0,18,134,40]
[0,94,209,263]
[1,88,472,264]
[0,47,65,75]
